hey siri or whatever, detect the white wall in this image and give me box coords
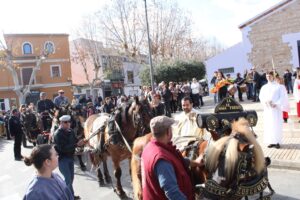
[124,86,139,96]
[205,42,250,84]
[282,32,300,69]
[123,62,141,86]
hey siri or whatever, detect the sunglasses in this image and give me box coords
[63,121,71,124]
[59,92,64,94]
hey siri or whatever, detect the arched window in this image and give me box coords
[23,42,32,54]
[44,41,55,54]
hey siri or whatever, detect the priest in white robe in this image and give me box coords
[259,71,284,149]
[172,97,204,151]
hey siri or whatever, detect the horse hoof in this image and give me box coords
[105,177,112,184]
[99,180,105,187]
[80,165,87,171]
[116,190,127,199]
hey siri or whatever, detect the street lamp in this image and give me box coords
[143,0,155,91]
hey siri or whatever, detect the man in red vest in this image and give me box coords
[141,116,203,200]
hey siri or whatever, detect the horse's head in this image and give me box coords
[130,96,153,135]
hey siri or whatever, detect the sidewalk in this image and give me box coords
[184,94,300,171]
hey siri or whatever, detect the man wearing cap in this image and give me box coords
[8,109,24,161]
[141,116,203,200]
[54,89,69,108]
[37,92,55,131]
[54,115,85,199]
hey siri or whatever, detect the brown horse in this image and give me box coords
[131,127,221,200]
[84,97,153,198]
[201,118,274,200]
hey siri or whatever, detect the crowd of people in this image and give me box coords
[210,67,298,105]
[1,67,300,200]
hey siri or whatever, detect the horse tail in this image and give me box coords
[231,118,265,174]
[206,136,230,173]
[225,138,239,181]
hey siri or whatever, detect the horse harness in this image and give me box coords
[198,132,274,200]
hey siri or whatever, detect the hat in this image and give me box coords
[150,116,176,134]
[58,89,64,93]
[59,115,71,122]
[40,92,46,97]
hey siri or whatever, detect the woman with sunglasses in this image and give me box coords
[54,115,86,200]
[23,144,73,200]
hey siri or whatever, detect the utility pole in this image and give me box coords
[144,0,155,91]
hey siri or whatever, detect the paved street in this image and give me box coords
[0,95,300,200]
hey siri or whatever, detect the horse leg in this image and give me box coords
[77,155,86,171]
[102,157,112,184]
[97,166,105,187]
[113,160,127,199]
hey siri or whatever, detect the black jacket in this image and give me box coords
[54,128,78,158]
[103,102,115,114]
[161,88,172,103]
[152,103,166,117]
[8,116,23,137]
[37,99,55,113]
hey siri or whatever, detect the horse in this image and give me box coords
[51,104,87,171]
[84,97,153,198]
[200,118,274,200]
[21,110,40,147]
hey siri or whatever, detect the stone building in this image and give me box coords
[205,0,300,82]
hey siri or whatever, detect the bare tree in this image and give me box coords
[97,0,146,62]
[71,15,106,102]
[96,0,224,65]
[0,39,48,105]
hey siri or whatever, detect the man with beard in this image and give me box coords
[173,97,202,139]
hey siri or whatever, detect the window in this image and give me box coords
[0,99,5,111]
[127,70,134,84]
[86,89,91,97]
[219,67,234,74]
[23,42,32,54]
[21,67,35,85]
[44,41,55,54]
[51,65,61,77]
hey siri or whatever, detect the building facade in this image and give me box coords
[0,34,73,110]
[205,0,300,83]
[71,38,143,99]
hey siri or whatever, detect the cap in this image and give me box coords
[59,115,71,122]
[40,92,46,97]
[150,116,176,134]
[58,89,64,93]
[87,102,93,107]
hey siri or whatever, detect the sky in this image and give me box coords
[0,0,283,47]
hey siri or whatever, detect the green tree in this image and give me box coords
[139,65,151,86]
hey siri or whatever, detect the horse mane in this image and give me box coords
[206,118,265,182]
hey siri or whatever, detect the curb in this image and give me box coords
[269,159,300,171]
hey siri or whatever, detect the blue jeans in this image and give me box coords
[286,81,293,93]
[59,157,75,195]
